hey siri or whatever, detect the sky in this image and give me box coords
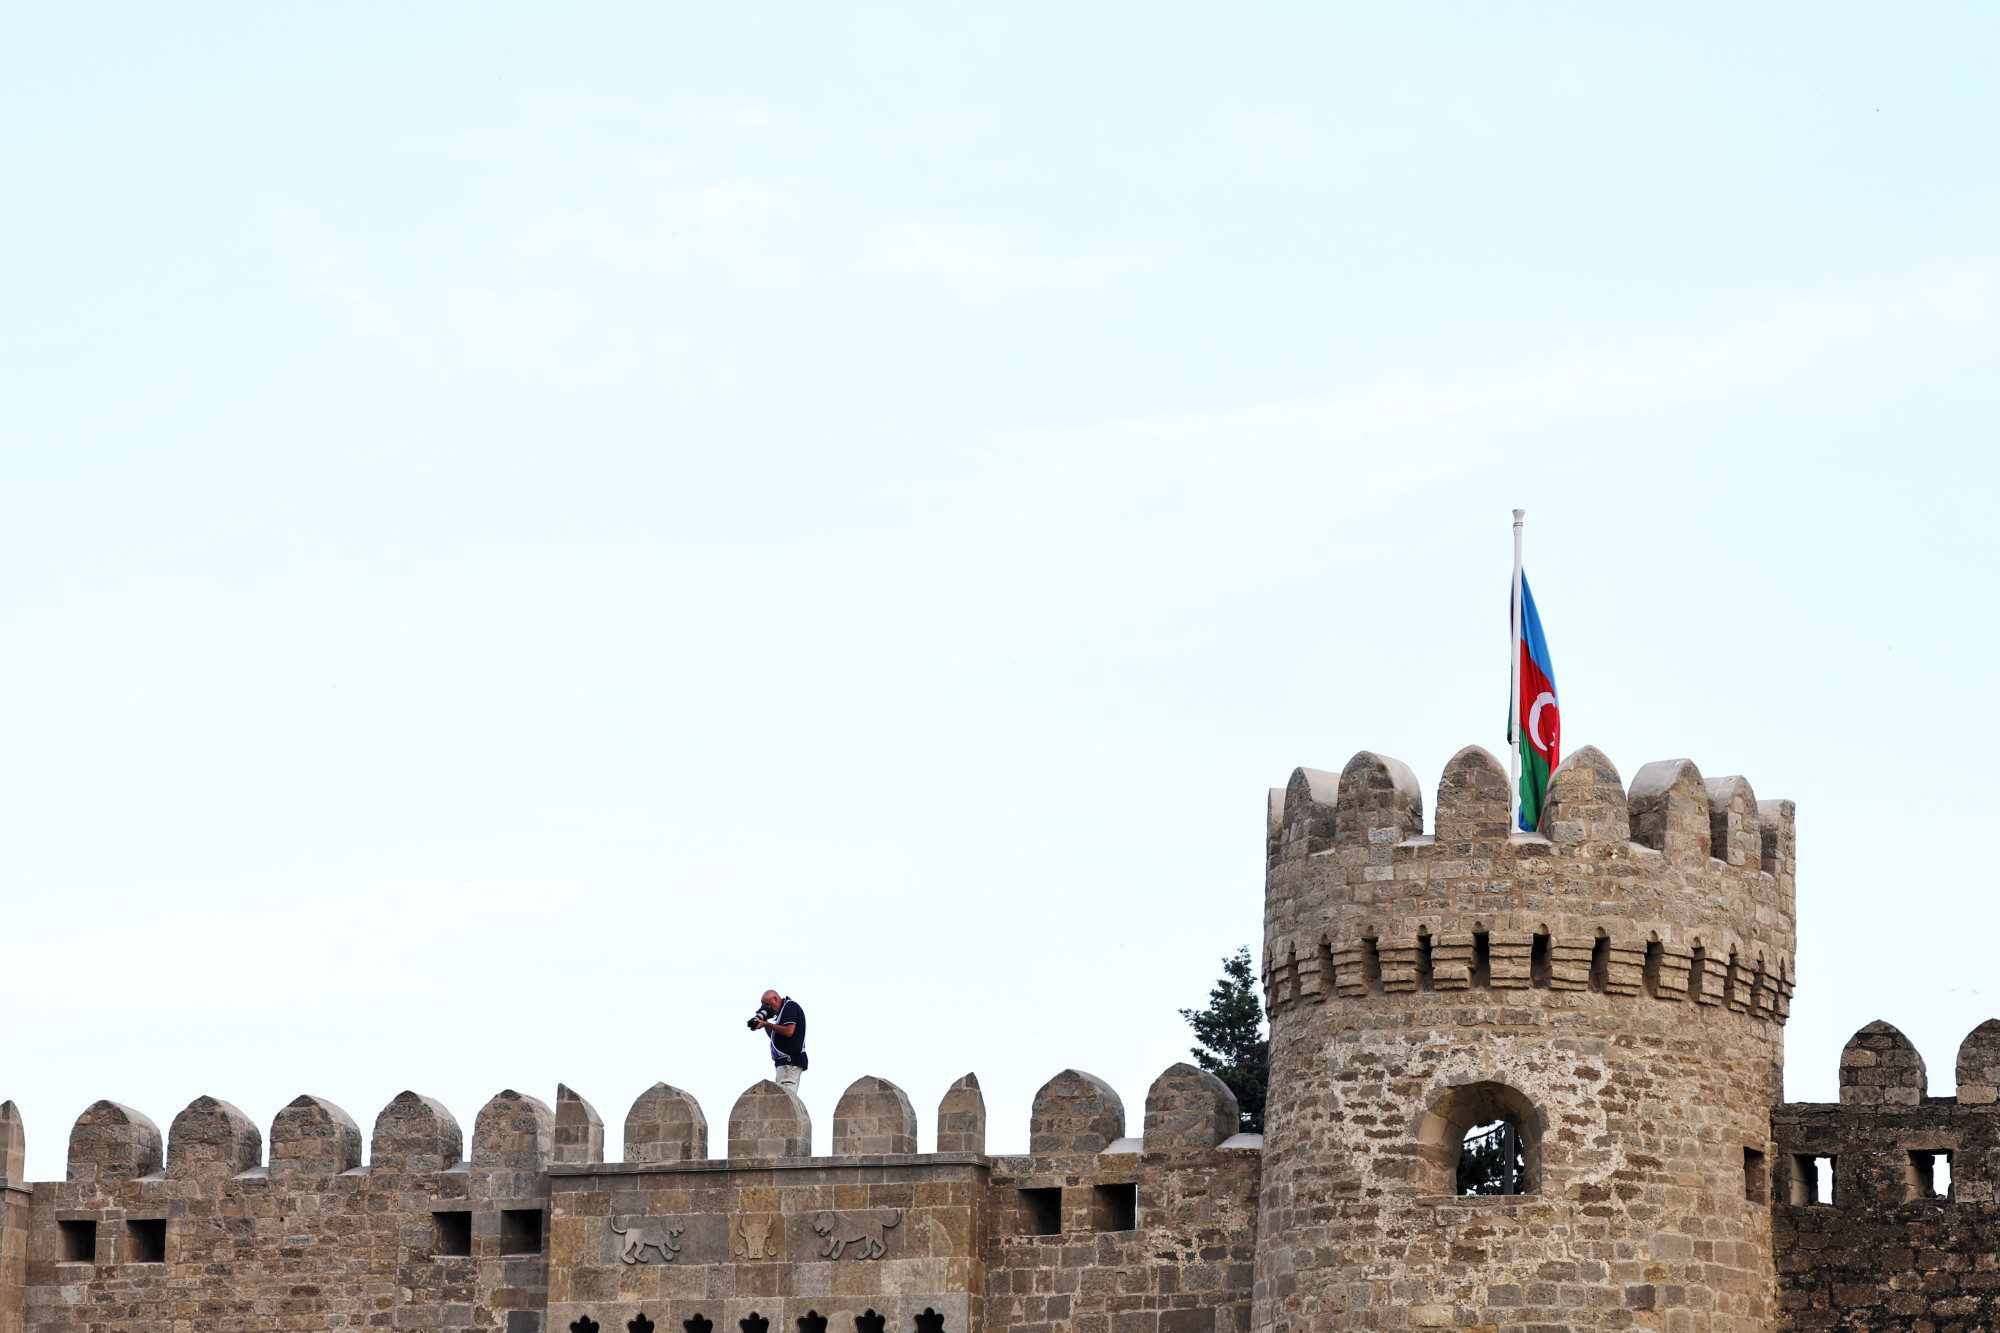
[3,4,1998,1181]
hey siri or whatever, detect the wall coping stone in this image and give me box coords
[548,1150,989,1178]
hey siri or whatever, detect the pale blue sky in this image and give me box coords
[4,5,1997,1179]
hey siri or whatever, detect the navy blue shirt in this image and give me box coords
[769,998,807,1070]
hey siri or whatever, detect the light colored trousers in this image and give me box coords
[775,1064,802,1092]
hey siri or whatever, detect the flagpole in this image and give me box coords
[1509,509,1525,834]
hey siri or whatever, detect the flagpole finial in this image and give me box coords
[1512,508,1525,524]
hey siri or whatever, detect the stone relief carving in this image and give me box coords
[610,1218,684,1265]
[809,1208,902,1260]
[733,1213,778,1261]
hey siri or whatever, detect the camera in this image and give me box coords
[746,1003,775,1031]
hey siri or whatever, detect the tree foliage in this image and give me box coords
[1456,1120,1526,1195]
[1179,946,1269,1133]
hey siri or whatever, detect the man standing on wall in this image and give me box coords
[751,988,808,1091]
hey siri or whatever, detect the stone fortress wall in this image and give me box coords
[4,739,1999,1332]
[1772,1018,2000,1328]
[0,1063,1259,1333]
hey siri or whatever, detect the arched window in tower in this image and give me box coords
[1415,1081,1543,1197]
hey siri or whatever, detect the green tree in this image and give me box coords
[1455,1120,1525,1195]
[1179,946,1269,1133]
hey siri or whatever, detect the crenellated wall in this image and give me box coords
[1256,744,1794,1331]
[1773,1019,2000,1329]
[981,1066,1260,1333]
[0,1068,1258,1333]
[17,1088,555,1331]
[23,730,2000,1332]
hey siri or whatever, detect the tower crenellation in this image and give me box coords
[1262,744,1796,1032]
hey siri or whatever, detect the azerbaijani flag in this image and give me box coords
[1514,574,1560,831]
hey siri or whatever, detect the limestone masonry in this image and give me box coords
[2,742,1993,1330]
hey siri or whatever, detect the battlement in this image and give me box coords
[1266,744,1794,879]
[1771,1019,2000,1327]
[1262,743,1795,1026]
[1773,1019,2000,1192]
[11,1065,1255,1184]
[0,1066,1260,1333]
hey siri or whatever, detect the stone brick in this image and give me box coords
[1143,1065,1239,1157]
[269,1093,363,1178]
[473,1089,554,1172]
[935,1074,986,1156]
[0,1103,21,1184]
[727,1080,811,1160]
[833,1076,918,1157]
[65,1101,161,1185]
[624,1082,708,1165]
[1956,1019,2000,1106]
[370,1089,464,1173]
[551,1084,604,1167]
[1029,1070,1125,1159]
[1839,1021,1927,1108]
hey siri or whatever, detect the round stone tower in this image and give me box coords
[1252,744,1795,1332]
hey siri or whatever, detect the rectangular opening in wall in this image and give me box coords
[58,1219,96,1264]
[432,1209,472,1257]
[1529,932,1551,987]
[1471,931,1491,988]
[1360,937,1382,992]
[500,1208,545,1255]
[1018,1186,1062,1236]
[1908,1149,1953,1201]
[1788,1153,1834,1206]
[1743,1148,1768,1204]
[1415,931,1434,991]
[1642,939,1663,998]
[1092,1183,1138,1232]
[1589,933,1611,991]
[126,1218,166,1264]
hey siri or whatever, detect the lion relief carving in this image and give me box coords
[810,1208,902,1260]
